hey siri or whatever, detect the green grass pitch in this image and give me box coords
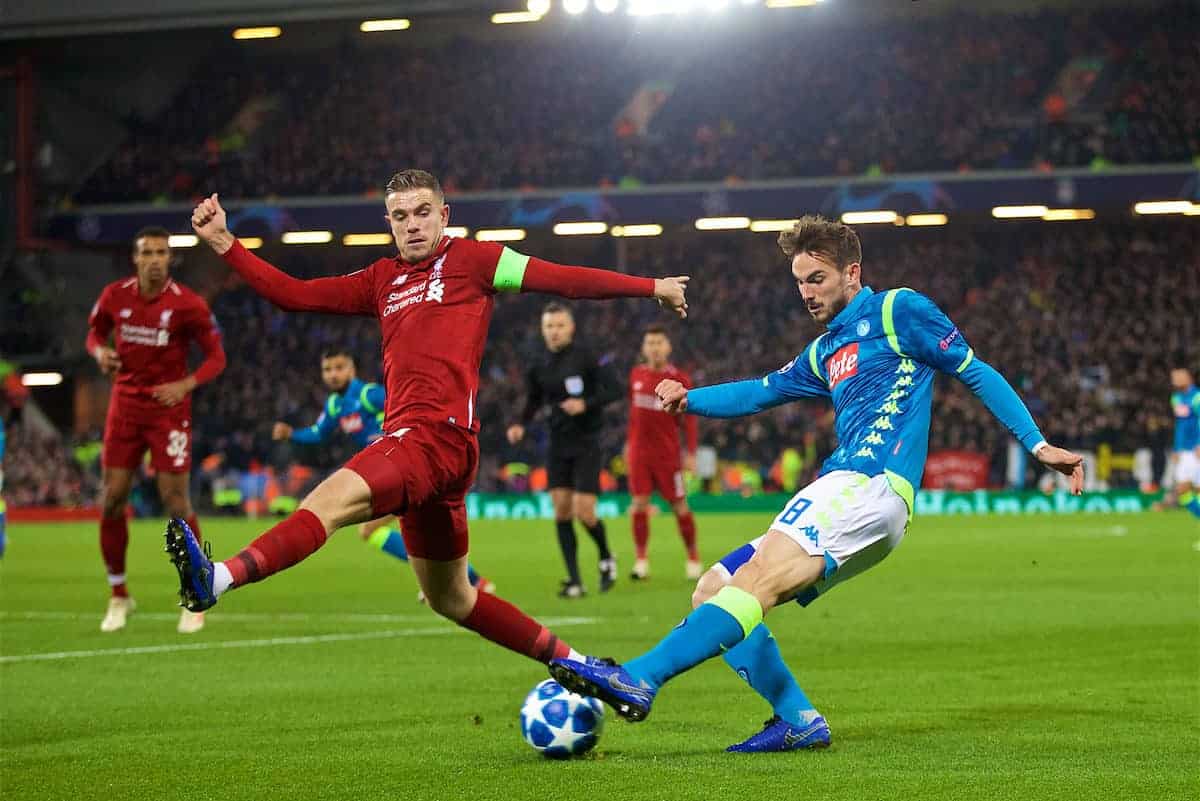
[2,512,1197,801]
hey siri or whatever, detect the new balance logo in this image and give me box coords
[392,274,408,286]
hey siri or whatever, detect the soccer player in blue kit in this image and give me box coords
[551,215,1085,752]
[273,348,492,595]
[1168,367,1200,519]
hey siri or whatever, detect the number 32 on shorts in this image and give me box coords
[167,429,189,468]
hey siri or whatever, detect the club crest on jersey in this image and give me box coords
[857,319,870,337]
[119,308,132,318]
[159,310,173,327]
[826,343,859,390]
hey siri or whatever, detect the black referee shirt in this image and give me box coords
[518,342,621,443]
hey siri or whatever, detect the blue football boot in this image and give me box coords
[549,656,656,722]
[164,518,217,612]
[726,714,832,752]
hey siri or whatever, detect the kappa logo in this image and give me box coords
[391,274,408,286]
[826,343,860,389]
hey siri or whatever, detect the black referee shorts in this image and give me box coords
[547,440,603,494]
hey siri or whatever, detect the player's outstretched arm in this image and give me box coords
[487,246,688,317]
[658,378,789,418]
[191,194,372,315]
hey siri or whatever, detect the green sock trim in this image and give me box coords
[366,528,391,550]
[707,586,763,638]
[1180,491,1196,506]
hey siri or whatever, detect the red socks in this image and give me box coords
[225,509,328,587]
[459,591,572,664]
[677,512,699,561]
[632,509,650,560]
[100,515,129,597]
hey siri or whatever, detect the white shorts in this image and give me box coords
[1174,450,1200,486]
[714,470,908,606]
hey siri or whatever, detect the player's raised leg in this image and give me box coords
[157,470,207,633]
[166,467,373,612]
[404,506,580,665]
[98,466,136,632]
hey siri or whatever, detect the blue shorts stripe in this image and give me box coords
[718,543,757,577]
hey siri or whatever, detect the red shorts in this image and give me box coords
[102,400,193,473]
[628,453,686,503]
[344,422,479,561]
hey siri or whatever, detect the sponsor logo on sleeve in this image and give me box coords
[938,328,960,351]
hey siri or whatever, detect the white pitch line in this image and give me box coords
[0,617,599,664]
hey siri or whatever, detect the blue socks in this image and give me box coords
[723,624,815,725]
[367,526,484,588]
[625,586,762,688]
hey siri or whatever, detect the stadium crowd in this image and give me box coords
[2,220,1195,505]
[74,4,1198,204]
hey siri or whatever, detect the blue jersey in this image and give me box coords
[1172,385,1200,452]
[687,286,1045,512]
[291,377,386,450]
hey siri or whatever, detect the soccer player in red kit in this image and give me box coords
[626,325,701,581]
[169,169,689,667]
[87,226,226,634]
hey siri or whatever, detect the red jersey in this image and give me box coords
[86,277,225,410]
[627,363,698,460]
[222,236,655,435]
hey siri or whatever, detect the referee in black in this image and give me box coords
[507,303,620,598]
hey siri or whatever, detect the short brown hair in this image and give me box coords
[133,225,171,249]
[542,302,572,318]
[777,214,861,270]
[385,169,443,199]
[643,324,669,340]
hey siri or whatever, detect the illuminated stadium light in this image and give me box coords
[22,372,64,387]
[360,19,411,32]
[476,228,527,242]
[627,0,692,16]
[1185,206,1200,216]
[342,233,394,246]
[905,213,949,227]
[1133,200,1194,215]
[281,230,334,244]
[706,0,730,10]
[167,234,198,248]
[840,210,898,225]
[240,237,264,249]
[991,205,1048,219]
[694,216,751,230]
[564,0,589,14]
[765,0,820,7]
[232,27,282,40]
[1041,208,1096,221]
[595,0,620,12]
[750,219,798,232]
[492,11,543,23]
[553,222,608,235]
[611,224,664,237]
[444,226,470,238]
[527,0,552,13]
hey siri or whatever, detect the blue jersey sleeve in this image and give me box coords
[686,339,830,418]
[360,382,386,417]
[894,290,1045,452]
[290,395,341,445]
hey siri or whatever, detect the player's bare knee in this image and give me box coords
[425,585,476,622]
[629,496,650,512]
[672,499,691,517]
[100,491,127,519]
[691,569,726,609]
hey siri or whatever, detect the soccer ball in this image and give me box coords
[519,679,605,758]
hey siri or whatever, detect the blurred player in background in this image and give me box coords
[273,347,492,597]
[1169,367,1200,519]
[551,215,1084,751]
[0,359,29,559]
[87,226,226,634]
[170,170,688,669]
[625,325,700,581]
[507,304,621,598]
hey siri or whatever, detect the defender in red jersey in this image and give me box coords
[86,226,226,634]
[171,170,689,668]
[626,325,701,580]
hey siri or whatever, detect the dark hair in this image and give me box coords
[133,226,171,250]
[321,348,357,367]
[777,214,862,270]
[385,169,443,199]
[542,302,572,318]
[643,324,669,340]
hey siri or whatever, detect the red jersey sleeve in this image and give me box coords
[86,285,114,356]
[185,299,226,385]
[472,241,656,299]
[222,240,374,315]
[679,369,698,453]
